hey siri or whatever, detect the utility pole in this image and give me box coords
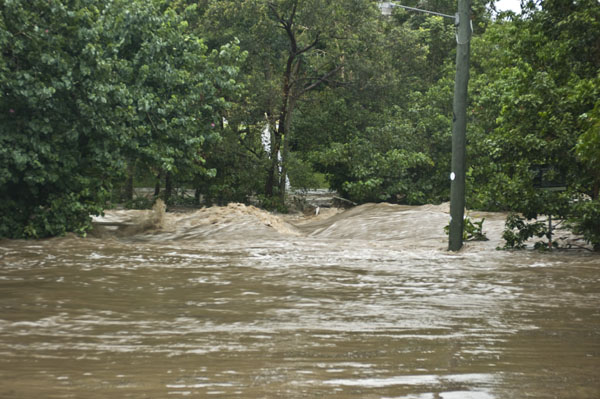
[448,0,471,251]
[378,1,471,251]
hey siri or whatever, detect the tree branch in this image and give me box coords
[267,2,284,25]
[296,33,320,56]
[269,1,306,55]
[297,64,343,96]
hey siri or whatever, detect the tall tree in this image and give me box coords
[0,0,244,237]
[197,0,377,205]
[103,1,245,203]
[300,2,462,204]
[1,0,119,237]
[466,0,600,248]
[468,0,600,212]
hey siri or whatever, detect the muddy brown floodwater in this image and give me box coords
[0,203,599,398]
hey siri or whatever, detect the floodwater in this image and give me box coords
[0,203,598,398]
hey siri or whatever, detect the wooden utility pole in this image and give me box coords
[448,0,471,251]
[379,1,471,250]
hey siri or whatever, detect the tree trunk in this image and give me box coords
[123,162,135,202]
[278,93,297,203]
[264,1,338,203]
[194,187,201,206]
[165,171,173,205]
[278,153,288,203]
[265,129,281,198]
[154,171,161,197]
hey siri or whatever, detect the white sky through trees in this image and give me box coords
[495,0,522,12]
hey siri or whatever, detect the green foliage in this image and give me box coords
[454,0,600,251]
[286,153,323,191]
[501,213,547,250]
[464,217,488,241]
[196,122,267,206]
[257,195,288,214]
[576,98,600,170]
[0,0,120,238]
[195,0,376,200]
[298,8,457,206]
[313,135,434,204]
[105,0,245,197]
[568,200,600,251]
[308,83,453,205]
[575,79,600,198]
[0,0,243,238]
[467,0,600,238]
[444,215,488,242]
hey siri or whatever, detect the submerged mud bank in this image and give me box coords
[90,202,511,252]
[92,200,593,252]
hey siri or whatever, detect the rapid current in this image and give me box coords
[0,202,598,398]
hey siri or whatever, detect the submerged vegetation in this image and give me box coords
[1,0,599,249]
[445,215,489,242]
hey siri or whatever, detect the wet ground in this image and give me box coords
[0,203,599,398]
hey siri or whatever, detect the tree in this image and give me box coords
[301,5,460,205]
[576,90,600,199]
[0,0,244,237]
[0,0,120,237]
[468,0,599,210]
[197,0,378,206]
[104,1,245,204]
[467,0,600,248]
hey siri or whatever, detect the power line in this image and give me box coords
[379,2,456,22]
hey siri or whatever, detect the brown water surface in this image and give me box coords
[1,203,599,398]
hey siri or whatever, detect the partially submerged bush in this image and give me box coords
[501,199,600,251]
[444,215,489,242]
[501,213,548,250]
[568,200,600,251]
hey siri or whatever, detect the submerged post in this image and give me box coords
[448,0,471,251]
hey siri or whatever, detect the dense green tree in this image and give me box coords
[0,0,244,237]
[103,1,245,203]
[467,0,600,247]
[301,6,458,204]
[469,0,599,208]
[575,85,600,199]
[195,117,268,206]
[196,0,379,206]
[1,0,119,238]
